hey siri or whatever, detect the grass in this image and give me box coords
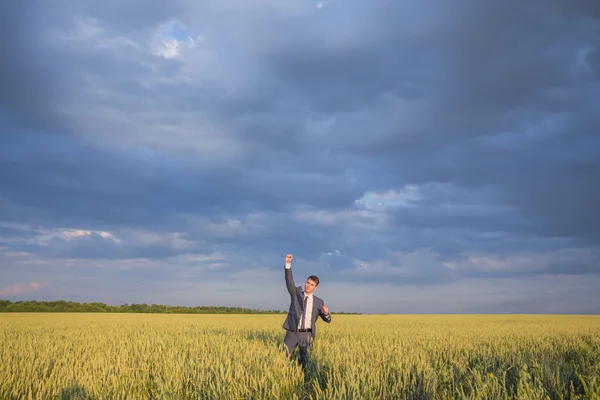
[1,313,599,399]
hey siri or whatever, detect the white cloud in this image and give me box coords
[149,19,203,59]
[0,282,42,297]
[153,38,180,59]
[353,248,445,278]
[61,229,121,243]
[150,34,202,59]
[355,185,421,210]
[52,15,141,52]
[1,225,121,247]
[0,250,31,259]
[322,274,600,314]
[444,248,598,274]
[73,15,104,39]
[294,208,373,226]
[116,229,196,250]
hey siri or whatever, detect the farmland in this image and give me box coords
[1,313,599,399]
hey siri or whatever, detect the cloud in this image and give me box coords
[0,0,599,312]
[355,186,421,210]
[0,282,42,297]
[150,19,202,59]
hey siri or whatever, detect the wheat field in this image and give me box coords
[1,313,599,399]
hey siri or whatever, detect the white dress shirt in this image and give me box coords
[298,292,313,330]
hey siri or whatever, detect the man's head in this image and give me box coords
[304,275,319,294]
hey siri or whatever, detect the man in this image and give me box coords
[282,253,331,370]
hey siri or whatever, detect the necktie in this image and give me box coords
[301,295,308,329]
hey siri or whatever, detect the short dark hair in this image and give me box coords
[307,275,320,286]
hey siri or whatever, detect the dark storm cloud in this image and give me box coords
[1,0,599,311]
[0,2,70,133]
[224,0,600,252]
[0,128,363,231]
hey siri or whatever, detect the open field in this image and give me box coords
[1,313,599,399]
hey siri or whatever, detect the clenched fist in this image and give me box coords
[286,254,293,263]
[321,306,329,315]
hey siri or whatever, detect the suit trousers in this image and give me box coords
[283,330,312,369]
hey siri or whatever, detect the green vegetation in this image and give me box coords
[1,313,599,399]
[0,299,284,314]
[0,299,361,315]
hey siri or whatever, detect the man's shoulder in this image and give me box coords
[313,295,324,303]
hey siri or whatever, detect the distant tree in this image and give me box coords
[0,299,361,315]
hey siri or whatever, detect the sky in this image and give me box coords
[1,0,599,314]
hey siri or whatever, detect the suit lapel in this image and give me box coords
[297,289,304,311]
[298,290,319,323]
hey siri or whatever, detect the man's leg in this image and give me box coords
[298,333,312,371]
[283,330,299,358]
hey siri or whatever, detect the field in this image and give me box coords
[1,313,599,399]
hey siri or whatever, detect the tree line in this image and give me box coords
[0,300,360,314]
[0,300,283,314]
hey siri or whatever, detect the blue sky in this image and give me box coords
[1,0,599,313]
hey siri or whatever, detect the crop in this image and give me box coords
[1,313,599,399]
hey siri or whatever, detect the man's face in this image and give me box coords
[304,278,317,294]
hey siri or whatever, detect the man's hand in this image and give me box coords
[321,305,329,315]
[286,254,293,264]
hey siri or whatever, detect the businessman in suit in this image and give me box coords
[282,253,332,370]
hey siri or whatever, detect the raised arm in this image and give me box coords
[284,253,297,295]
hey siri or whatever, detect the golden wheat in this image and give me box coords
[1,313,599,399]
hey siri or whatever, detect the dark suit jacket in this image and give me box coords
[282,266,331,338]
